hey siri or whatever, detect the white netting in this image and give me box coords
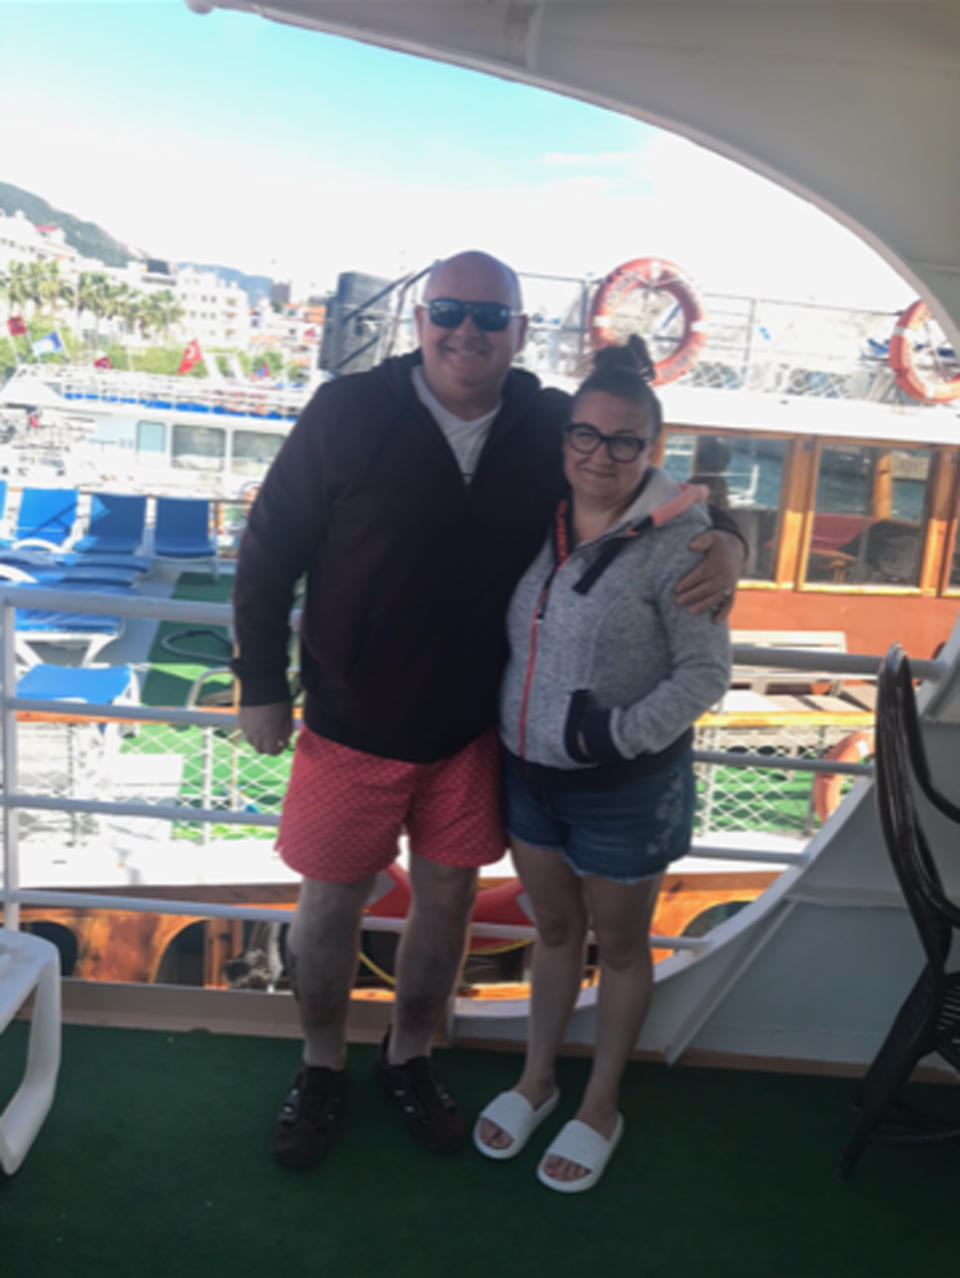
[693,719,870,838]
[9,713,870,851]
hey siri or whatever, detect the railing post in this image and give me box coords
[2,600,21,931]
[202,726,213,846]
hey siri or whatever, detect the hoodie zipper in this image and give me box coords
[517,500,570,759]
[514,481,708,758]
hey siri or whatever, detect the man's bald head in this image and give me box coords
[415,250,528,418]
[424,251,523,311]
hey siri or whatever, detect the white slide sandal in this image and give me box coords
[536,1114,624,1192]
[473,1089,560,1160]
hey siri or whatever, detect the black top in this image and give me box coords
[232,351,569,763]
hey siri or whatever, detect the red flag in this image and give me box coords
[303,326,317,339]
[177,339,202,375]
[7,315,27,337]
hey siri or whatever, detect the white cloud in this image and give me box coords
[0,104,913,312]
[541,149,640,168]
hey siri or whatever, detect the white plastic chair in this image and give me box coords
[0,929,61,1174]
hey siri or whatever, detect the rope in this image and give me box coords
[358,950,397,987]
[357,937,532,987]
[160,627,233,662]
[469,939,532,956]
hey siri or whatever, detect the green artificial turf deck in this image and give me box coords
[141,571,235,708]
[1,1023,958,1278]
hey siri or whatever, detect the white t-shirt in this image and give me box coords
[411,366,500,484]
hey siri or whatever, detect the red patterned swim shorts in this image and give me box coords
[276,727,505,883]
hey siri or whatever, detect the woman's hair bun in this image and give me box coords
[592,334,655,383]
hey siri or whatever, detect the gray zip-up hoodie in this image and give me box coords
[500,467,732,772]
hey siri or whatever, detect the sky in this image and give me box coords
[0,0,915,311]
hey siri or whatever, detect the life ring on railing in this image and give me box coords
[364,863,535,954]
[813,730,874,824]
[888,300,960,403]
[588,257,707,386]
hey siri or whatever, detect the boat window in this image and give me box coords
[805,444,930,587]
[171,424,226,473]
[136,420,165,455]
[231,429,285,477]
[662,431,786,580]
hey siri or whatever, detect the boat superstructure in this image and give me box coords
[0,365,315,498]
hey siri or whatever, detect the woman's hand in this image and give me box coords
[675,529,745,621]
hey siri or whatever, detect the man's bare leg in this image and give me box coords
[287,874,376,1069]
[388,857,478,1063]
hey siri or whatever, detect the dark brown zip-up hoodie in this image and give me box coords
[231,351,569,763]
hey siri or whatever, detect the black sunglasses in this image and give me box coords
[564,422,652,464]
[424,297,523,333]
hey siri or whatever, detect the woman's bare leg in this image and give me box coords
[541,872,662,1183]
[477,838,588,1152]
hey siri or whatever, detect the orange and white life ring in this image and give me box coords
[364,863,535,954]
[813,730,874,824]
[889,300,960,403]
[588,257,707,386]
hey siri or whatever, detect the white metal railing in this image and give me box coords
[10,365,312,420]
[0,586,946,956]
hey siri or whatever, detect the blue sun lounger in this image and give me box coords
[0,491,152,575]
[72,493,148,557]
[7,487,78,552]
[11,582,131,667]
[15,662,138,706]
[153,497,219,578]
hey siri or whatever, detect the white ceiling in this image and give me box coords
[187,1,960,343]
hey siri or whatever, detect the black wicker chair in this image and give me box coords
[839,644,960,1178]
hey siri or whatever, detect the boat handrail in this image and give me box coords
[0,585,943,952]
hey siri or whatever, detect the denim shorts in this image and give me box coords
[503,750,695,884]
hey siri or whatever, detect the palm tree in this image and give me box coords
[75,270,110,358]
[25,261,48,320]
[36,260,74,329]
[8,261,36,321]
[152,289,185,344]
[116,287,145,370]
[140,292,166,342]
[3,263,35,360]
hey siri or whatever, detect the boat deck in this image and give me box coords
[2,1021,957,1278]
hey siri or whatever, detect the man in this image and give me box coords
[233,251,742,1169]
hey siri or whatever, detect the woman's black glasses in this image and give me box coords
[564,423,651,464]
[425,298,522,333]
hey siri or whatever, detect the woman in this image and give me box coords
[474,338,731,1191]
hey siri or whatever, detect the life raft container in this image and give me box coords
[587,257,707,386]
[813,730,874,824]
[364,863,536,953]
[888,300,960,403]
